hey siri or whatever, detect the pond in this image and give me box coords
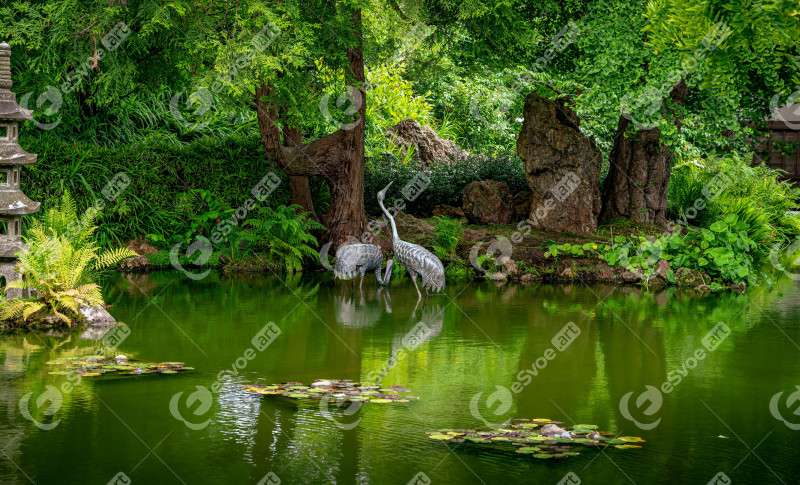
[2,272,800,484]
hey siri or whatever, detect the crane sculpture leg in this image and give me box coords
[409,271,422,300]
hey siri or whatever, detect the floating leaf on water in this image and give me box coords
[45,355,192,378]
[428,434,452,440]
[614,444,642,449]
[618,437,646,443]
[244,380,417,405]
[429,418,643,461]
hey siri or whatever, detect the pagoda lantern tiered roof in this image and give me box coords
[0,41,40,293]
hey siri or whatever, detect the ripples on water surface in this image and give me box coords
[2,271,800,484]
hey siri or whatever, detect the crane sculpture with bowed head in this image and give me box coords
[377,182,445,299]
[334,243,394,288]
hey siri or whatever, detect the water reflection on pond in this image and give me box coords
[1,271,800,484]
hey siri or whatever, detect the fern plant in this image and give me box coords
[432,216,464,260]
[1,193,137,325]
[243,205,325,274]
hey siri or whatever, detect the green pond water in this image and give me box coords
[2,271,800,484]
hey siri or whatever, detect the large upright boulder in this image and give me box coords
[516,93,601,234]
[387,119,469,167]
[462,181,513,224]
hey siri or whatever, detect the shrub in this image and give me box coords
[21,133,330,247]
[243,205,326,274]
[365,154,527,216]
[668,153,800,239]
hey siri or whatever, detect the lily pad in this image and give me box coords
[44,355,193,378]
[426,418,644,461]
[244,380,416,405]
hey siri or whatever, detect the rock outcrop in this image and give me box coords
[386,119,469,167]
[462,181,513,224]
[516,93,602,234]
[433,204,465,219]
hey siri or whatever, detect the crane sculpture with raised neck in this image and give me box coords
[377,182,445,299]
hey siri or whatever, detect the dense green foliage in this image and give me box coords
[1,0,799,288]
[365,154,527,216]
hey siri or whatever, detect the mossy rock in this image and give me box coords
[675,267,709,287]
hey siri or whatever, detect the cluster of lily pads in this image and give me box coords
[244,379,417,403]
[46,355,193,377]
[428,418,645,460]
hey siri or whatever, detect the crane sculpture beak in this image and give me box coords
[378,181,393,200]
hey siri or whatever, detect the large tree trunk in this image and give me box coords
[253,10,366,248]
[282,125,318,220]
[600,80,690,225]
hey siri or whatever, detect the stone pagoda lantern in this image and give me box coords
[0,41,40,298]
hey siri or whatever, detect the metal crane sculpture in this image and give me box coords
[377,182,445,299]
[334,243,394,288]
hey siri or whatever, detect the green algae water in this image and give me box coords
[2,271,800,484]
